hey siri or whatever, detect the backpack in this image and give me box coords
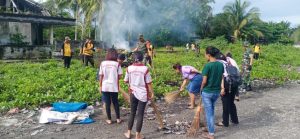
[225,63,242,89]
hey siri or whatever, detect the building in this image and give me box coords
[0,0,75,45]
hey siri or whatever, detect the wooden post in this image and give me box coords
[50,25,54,45]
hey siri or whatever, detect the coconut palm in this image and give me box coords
[223,0,260,41]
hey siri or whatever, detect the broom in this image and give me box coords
[119,88,131,104]
[187,98,203,137]
[149,100,164,129]
[164,90,181,104]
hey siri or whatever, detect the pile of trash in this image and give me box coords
[163,121,191,135]
[39,102,95,124]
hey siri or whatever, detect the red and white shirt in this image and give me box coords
[99,61,122,92]
[124,63,152,102]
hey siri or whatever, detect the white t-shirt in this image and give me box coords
[99,61,122,92]
[124,63,152,102]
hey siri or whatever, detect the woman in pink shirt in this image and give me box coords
[173,63,203,109]
[99,48,123,124]
[124,52,154,139]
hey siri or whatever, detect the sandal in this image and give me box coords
[136,134,145,139]
[124,133,131,139]
[216,122,224,126]
[187,106,195,109]
[201,132,214,139]
[106,120,112,125]
[235,96,240,101]
[117,119,123,124]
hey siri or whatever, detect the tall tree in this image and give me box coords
[223,0,259,41]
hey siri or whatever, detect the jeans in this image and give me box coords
[202,92,220,135]
[102,92,120,120]
[128,94,147,132]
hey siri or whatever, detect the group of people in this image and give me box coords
[98,48,154,139]
[60,36,95,68]
[61,34,257,139]
[172,41,256,139]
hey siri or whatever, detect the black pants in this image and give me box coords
[254,53,259,60]
[63,56,71,68]
[128,94,147,132]
[84,55,94,67]
[102,92,120,120]
[221,85,239,126]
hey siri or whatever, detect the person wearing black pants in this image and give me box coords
[102,92,120,121]
[124,52,154,139]
[63,56,71,68]
[84,55,94,67]
[61,36,72,68]
[219,84,239,127]
[128,94,147,134]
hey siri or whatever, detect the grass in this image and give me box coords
[0,42,299,111]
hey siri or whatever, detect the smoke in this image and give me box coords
[98,0,210,49]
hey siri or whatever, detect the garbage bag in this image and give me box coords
[52,102,87,112]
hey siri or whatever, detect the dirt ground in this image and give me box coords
[1,83,300,139]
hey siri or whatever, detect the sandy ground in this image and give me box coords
[1,83,300,139]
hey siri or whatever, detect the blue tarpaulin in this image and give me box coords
[52,102,88,112]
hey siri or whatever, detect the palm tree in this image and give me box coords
[223,0,260,41]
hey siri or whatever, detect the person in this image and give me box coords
[241,41,254,92]
[124,52,155,139]
[172,63,202,109]
[118,53,126,65]
[216,53,239,127]
[61,36,72,68]
[186,43,190,52]
[134,34,150,66]
[201,46,225,139]
[82,38,95,67]
[145,40,153,67]
[191,43,196,51]
[253,43,261,60]
[226,52,241,101]
[99,48,123,124]
[79,39,88,64]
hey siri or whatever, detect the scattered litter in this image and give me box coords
[6,108,19,115]
[163,121,191,135]
[31,129,44,136]
[26,111,36,119]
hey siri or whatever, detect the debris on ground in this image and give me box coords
[6,108,19,115]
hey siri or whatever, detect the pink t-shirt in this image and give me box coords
[99,61,122,92]
[181,66,198,80]
[124,63,152,102]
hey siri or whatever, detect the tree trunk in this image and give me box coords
[74,4,79,41]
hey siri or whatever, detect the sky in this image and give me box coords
[34,0,300,27]
[212,0,300,27]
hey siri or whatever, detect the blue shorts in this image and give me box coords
[187,74,203,94]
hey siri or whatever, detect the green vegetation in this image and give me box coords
[1,42,300,111]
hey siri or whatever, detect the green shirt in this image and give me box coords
[202,61,224,93]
